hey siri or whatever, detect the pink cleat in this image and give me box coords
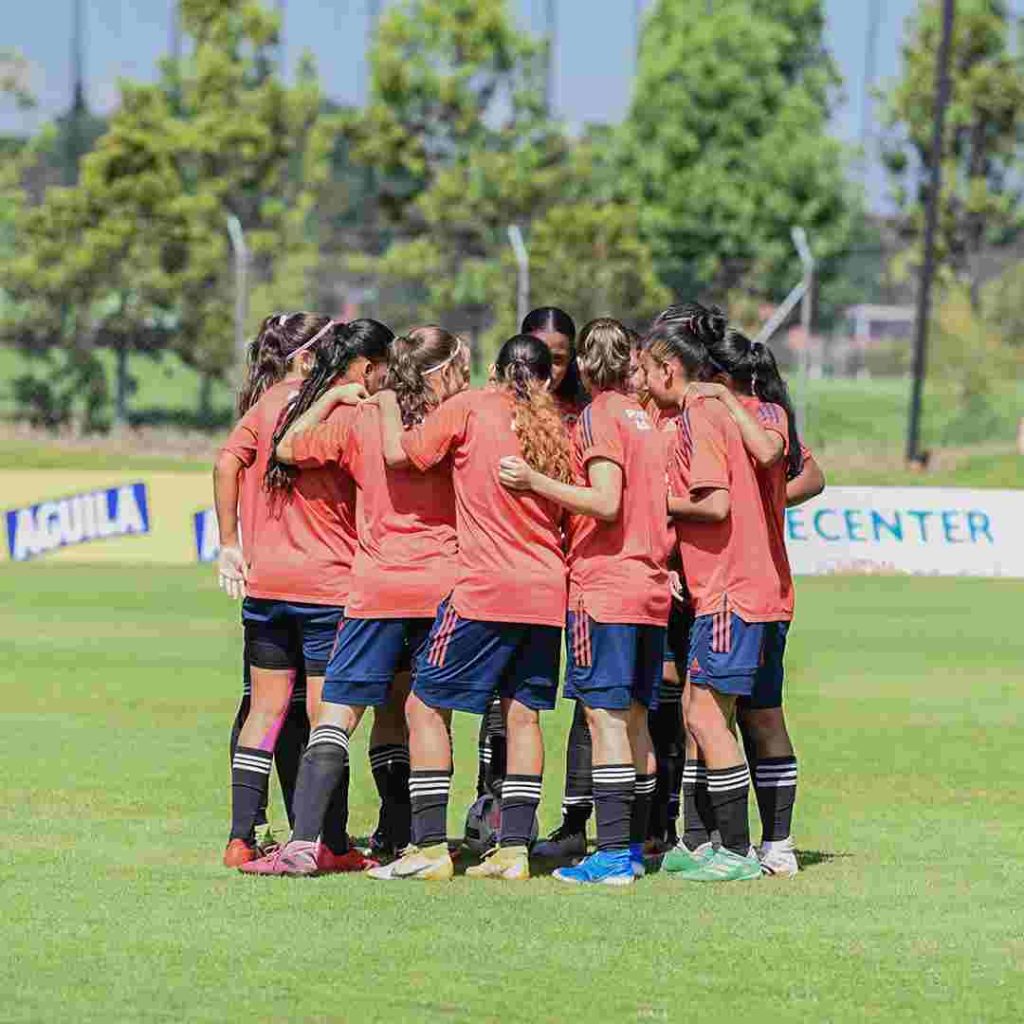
[238,840,319,877]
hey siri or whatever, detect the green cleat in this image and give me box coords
[662,840,714,875]
[678,846,762,882]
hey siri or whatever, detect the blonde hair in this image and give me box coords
[576,317,631,392]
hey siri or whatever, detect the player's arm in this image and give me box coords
[667,487,729,523]
[786,452,825,507]
[275,382,367,464]
[212,449,247,599]
[372,389,410,469]
[686,383,783,469]
[499,457,622,522]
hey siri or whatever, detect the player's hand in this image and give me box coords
[498,456,534,491]
[218,545,248,600]
[668,570,686,602]
[683,382,727,407]
[326,382,369,408]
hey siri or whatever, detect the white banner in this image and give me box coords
[785,487,1024,578]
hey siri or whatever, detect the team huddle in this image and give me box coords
[214,303,825,886]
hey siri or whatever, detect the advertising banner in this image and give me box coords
[2,472,1022,577]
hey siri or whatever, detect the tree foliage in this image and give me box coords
[622,0,857,306]
[881,0,1024,301]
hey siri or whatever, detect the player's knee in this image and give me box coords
[505,700,539,733]
[740,706,786,746]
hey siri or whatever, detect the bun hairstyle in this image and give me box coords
[576,317,632,393]
[705,328,803,480]
[238,312,333,416]
[642,317,713,383]
[387,326,463,428]
[521,306,588,407]
[494,334,572,483]
[263,316,395,499]
[651,302,727,344]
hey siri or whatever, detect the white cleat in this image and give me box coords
[757,837,799,878]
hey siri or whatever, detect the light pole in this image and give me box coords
[906,0,955,467]
[226,216,250,373]
[507,225,530,328]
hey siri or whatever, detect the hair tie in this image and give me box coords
[289,319,336,361]
[277,313,290,327]
[422,338,463,376]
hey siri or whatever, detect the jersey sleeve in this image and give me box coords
[575,402,625,471]
[402,393,469,471]
[756,402,790,454]
[221,407,260,468]
[291,405,357,469]
[686,402,730,494]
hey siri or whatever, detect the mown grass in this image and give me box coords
[1,565,1022,1022]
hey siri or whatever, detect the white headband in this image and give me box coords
[290,319,337,361]
[422,338,462,376]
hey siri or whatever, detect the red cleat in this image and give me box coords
[223,838,257,868]
[316,845,380,874]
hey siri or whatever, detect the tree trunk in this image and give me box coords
[198,372,214,424]
[113,344,130,430]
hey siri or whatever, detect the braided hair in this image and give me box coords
[494,334,572,483]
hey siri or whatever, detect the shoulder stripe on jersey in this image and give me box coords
[579,406,594,449]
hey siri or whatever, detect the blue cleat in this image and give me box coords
[553,849,634,886]
[629,843,646,878]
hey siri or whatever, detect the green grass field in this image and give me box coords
[1,565,1022,1022]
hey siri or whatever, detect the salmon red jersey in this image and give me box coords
[292,403,457,619]
[401,388,567,627]
[554,392,588,430]
[739,396,795,619]
[669,397,791,622]
[221,380,357,606]
[566,391,673,625]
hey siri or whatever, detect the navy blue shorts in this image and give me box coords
[739,621,790,710]
[413,599,561,715]
[687,610,766,698]
[664,600,694,668]
[322,616,433,708]
[241,598,342,677]
[565,610,666,711]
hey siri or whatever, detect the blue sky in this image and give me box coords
[2,0,924,209]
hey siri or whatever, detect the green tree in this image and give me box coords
[881,0,1024,305]
[622,0,857,306]
[349,0,667,357]
[3,0,332,430]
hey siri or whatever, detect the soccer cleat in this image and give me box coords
[368,826,397,862]
[223,838,257,868]
[678,846,762,882]
[238,839,319,876]
[531,823,588,861]
[758,837,799,878]
[465,845,530,881]
[254,823,281,858]
[316,845,379,874]
[366,843,454,881]
[553,849,634,887]
[629,843,646,878]
[661,840,714,875]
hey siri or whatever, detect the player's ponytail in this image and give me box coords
[494,334,572,483]
[708,328,803,480]
[387,326,464,427]
[576,317,632,393]
[237,312,314,415]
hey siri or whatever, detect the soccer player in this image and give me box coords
[369,334,571,882]
[215,315,391,869]
[641,314,773,882]
[686,327,818,877]
[500,318,673,886]
[519,307,599,861]
[240,326,468,876]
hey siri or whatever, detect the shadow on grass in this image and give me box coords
[796,849,850,870]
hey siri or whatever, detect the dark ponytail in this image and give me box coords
[707,328,803,480]
[494,334,572,483]
[521,306,588,408]
[237,312,328,416]
[263,317,395,499]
